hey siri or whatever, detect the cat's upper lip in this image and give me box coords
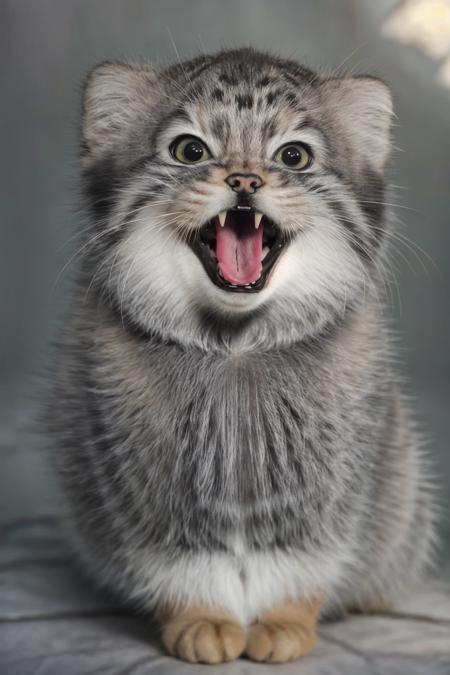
[187,208,289,293]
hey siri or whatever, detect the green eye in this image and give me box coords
[274,143,312,170]
[170,136,211,164]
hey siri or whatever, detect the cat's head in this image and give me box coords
[80,49,392,347]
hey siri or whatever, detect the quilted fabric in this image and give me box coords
[1,518,449,675]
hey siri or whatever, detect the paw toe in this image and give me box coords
[245,622,315,663]
[163,618,245,664]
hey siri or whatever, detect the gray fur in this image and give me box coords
[49,49,436,621]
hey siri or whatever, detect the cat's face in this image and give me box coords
[81,50,392,346]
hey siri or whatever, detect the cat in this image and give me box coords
[48,48,436,664]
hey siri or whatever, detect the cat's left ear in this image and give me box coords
[321,76,393,171]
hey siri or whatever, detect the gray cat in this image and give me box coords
[49,48,436,664]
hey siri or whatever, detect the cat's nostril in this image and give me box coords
[225,173,264,194]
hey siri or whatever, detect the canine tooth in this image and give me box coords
[218,211,226,227]
[254,212,263,229]
[262,246,270,260]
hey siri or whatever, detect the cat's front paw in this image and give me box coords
[245,597,322,663]
[245,621,316,663]
[162,610,246,664]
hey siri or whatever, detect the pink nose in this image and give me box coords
[225,173,264,194]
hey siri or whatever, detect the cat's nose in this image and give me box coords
[225,173,264,194]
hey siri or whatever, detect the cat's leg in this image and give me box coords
[245,597,323,663]
[160,605,246,664]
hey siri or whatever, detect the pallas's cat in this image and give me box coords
[49,49,435,664]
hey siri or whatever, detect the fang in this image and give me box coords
[254,212,263,229]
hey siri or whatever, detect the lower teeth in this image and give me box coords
[262,246,270,260]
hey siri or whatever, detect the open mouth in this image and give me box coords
[188,208,289,293]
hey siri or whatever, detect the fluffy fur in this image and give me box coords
[49,48,436,661]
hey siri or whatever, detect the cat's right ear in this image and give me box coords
[81,61,160,164]
[321,75,393,172]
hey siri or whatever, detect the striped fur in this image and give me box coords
[49,49,436,630]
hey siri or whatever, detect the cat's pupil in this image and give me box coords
[282,146,301,166]
[184,142,204,162]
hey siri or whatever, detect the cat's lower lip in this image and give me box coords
[187,209,288,293]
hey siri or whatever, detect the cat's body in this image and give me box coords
[49,49,435,663]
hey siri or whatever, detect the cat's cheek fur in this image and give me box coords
[110,210,365,340]
[269,218,364,309]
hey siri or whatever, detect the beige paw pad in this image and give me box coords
[245,621,316,663]
[244,597,322,663]
[162,617,246,664]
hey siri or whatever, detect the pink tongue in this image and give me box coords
[216,213,263,285]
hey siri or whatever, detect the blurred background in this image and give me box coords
[1,0,449,574]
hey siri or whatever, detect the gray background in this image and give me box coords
[1,0,449,571]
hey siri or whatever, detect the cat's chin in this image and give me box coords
[187,208,289,295]
[202,284,270,315]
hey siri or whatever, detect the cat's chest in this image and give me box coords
[141,346,344,499]
[147,347,352,548]
[100,340,361,549]
[167,348,311,444]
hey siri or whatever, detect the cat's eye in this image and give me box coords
[170,136,211,164]
[273,143,312,170]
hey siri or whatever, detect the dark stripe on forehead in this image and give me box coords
[257,75,273,87]
[163,49,320,95]
[261,118,278,142]
[266,89,284,106]
[186,60,216,82]
[210,115,231,144]
[211,88,224,101]
[165,55,213,81]
[235,93,253,110]
[218,70,239,86]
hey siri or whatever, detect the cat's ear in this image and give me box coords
[322,76,393,171]
[81,61,160,163]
